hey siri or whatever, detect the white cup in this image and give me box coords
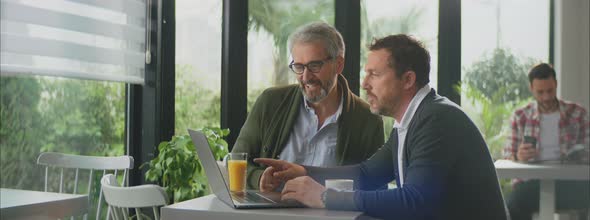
[325,179,354,191]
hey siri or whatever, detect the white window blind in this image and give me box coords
[1,0,147,84]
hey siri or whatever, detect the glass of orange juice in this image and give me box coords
[224,153,247,192]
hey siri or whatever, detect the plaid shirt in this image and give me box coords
[504,99,590,161]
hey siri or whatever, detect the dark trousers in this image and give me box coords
[506,180,590,220]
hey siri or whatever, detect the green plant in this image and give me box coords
[143,127,229,203]
[456,83,528,200]
[456,83,528,159]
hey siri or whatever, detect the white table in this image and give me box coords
[494,159,590,220]
[161,194,378,220]
[0,188,88,220]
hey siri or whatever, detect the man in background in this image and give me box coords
[232,22,384,189]
[504,63,590,220]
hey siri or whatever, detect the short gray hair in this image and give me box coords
[287,22,345,59]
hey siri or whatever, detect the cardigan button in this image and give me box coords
[263,146,270,152]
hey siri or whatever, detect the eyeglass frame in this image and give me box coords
[288,57,334,74]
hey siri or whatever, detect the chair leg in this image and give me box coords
[106,206,111,220]
[153,207,160,220]
[121,207,128,219]
[136,208,142,220]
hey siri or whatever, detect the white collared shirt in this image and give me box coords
[394,84,431,186]
[279,95,343,167]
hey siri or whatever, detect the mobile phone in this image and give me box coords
[523,136,537,148]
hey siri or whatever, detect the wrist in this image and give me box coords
[320,189,328,208]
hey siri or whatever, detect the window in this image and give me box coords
[0,75,125,190]
[175,0,222,133]
[461,0,550,159]
[1,0,140,191]
[360,0,439,139]
[247,0,335,112]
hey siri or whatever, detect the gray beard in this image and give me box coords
[300,78,334,103]
[302,86,328,103]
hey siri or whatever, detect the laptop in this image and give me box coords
[188,129,304,209]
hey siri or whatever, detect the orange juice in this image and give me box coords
[228,160,247,192]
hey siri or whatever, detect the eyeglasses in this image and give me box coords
[288,57,333,74]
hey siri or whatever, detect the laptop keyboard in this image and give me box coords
[231,191,274,203]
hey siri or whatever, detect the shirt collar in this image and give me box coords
[393,84,431,130]
[531,98,566,119]
[302,93,344,123]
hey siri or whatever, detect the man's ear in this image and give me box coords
[403,71,416,90]
[335,56,345,74]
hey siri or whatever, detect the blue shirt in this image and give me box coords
[279,95,343,167]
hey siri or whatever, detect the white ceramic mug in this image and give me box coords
[325,179,354,191]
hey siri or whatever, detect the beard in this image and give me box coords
[538,98,558,112]
[366,92,399,117]
[299,78,335,103]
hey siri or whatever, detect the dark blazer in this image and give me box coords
[308,89,508,220]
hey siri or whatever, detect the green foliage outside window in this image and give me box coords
[175,64,221,134]
[460,48,538,195]
[1,77,44,189]
[174,64,262,134]
[461,48,537,159]
[1,76,125,219]
[248,0,334,86]
[1,76,125,190]
[463,48,535,104]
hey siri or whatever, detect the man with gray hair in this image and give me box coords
[232,22,384,190]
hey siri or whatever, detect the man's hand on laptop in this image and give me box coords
[282,176,326,208]
[254,158,307,192]
[259,166,282,192]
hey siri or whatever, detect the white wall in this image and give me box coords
[555,0,590,110]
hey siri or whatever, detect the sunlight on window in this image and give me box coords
[175,0,222,134]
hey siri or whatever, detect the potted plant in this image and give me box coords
[143,127,229,203]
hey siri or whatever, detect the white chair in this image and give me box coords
[37,152,134,220]
[101,174,169,220]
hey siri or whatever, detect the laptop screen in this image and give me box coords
[188,129,235,207]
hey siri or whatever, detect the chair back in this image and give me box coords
[101,174,169,220]
[37,152,134,219]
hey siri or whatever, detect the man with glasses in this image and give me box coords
[232,22,384,190]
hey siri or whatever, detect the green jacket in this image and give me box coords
[232,74,384,189]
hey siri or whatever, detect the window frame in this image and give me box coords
[129,0,554,185]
